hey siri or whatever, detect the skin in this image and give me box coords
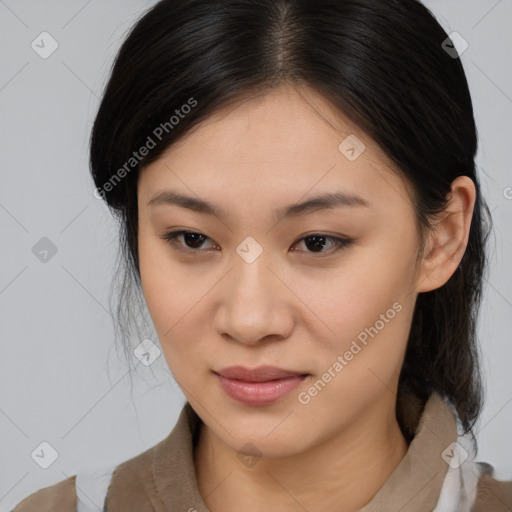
[137,84,476,512]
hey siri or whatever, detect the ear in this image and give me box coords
[416,176,476,294]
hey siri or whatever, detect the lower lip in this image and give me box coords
[216,374,307,406]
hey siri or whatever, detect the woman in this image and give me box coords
[13,0,512,511]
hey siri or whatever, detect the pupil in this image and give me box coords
[306,235,326,252]
[185,233,205,248]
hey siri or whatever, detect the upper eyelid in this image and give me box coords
[165,230,346,242]
[162,230,351,253]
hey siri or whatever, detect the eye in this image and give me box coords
[290,234,353,255]
[158,230,353,256]
[158,230,219,252]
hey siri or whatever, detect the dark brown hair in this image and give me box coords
[89,0,492,443]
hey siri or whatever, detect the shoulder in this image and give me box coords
[11,475,77,512]
[11,404,197,511]
[103,436,163,510]
[10,446,155,512]
[10,417,185,512]
[471,463,512,511]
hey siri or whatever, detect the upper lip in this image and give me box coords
[215,365,307,382]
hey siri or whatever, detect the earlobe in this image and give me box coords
[416,176,476,294]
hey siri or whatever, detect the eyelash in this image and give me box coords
[157,230,353,257]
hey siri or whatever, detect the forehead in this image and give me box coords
[138,85,413,218]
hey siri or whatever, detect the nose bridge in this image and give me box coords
[215,242,293,344]
[232,249,274,305]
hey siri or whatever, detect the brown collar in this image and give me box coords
[105,392,456,511]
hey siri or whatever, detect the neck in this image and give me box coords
[194,398,409,512]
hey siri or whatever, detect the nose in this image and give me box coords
[213,252,295,346]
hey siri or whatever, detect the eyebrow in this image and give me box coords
[147,190,370,220]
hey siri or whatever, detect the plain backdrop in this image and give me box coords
[1,1,511,509]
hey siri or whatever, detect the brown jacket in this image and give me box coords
[12,393,512,511]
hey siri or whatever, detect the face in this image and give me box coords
[137,84,424,458]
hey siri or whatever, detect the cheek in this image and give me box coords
[293,247,412,340]
[138,232,216,374]
[297,267,413,425]
[139,227,196,321]
[139,233,173,326]
[139,231,184,338]
[293,240,416,391]
[140,268,209,381]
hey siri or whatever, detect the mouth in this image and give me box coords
[214,366,310,406]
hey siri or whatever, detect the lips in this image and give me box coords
[214,366,309,406]
[216,365,306,382]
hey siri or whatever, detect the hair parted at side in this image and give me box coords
[89,0,493,443]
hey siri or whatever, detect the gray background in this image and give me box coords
[0,1,511,509]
